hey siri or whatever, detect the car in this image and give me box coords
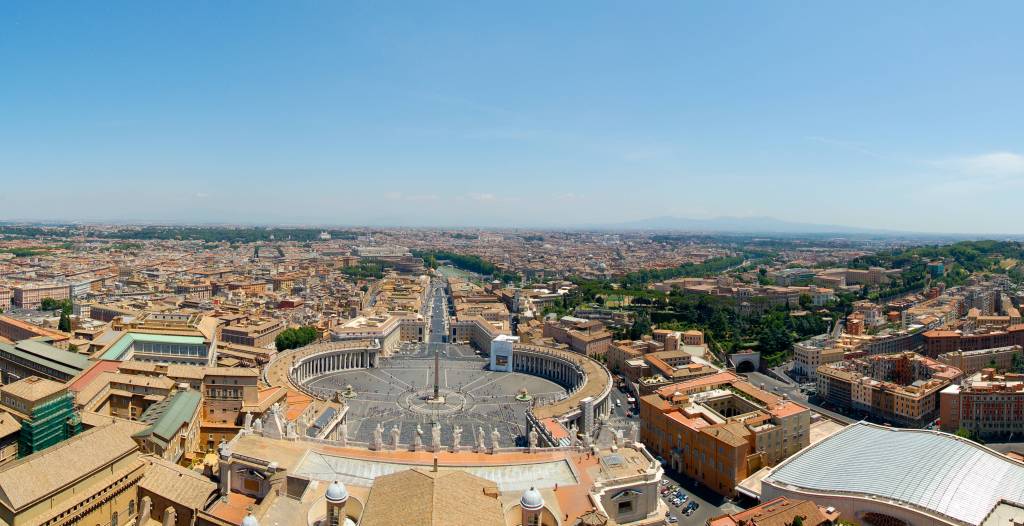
[667,516,679,523]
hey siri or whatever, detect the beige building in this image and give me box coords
[937,345,1023,375]
[12,283,70,310]
[219,318,286,349]
[542,316,613,357]
[0,421,145,526]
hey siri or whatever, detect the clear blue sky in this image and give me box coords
[2,2,1022,232]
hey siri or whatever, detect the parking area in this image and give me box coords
[657,467,745,524]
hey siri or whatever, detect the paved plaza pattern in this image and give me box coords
[302,343,569,446]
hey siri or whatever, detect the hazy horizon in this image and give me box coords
[3,2,1023,233]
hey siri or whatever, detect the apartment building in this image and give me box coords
[940,369,1024,439]
[639,372,810,497]
[542,316,613,357]
[923,325,1024,356]
[936,345,1023,375]
[816,352,962,427]
[12,282,70,310]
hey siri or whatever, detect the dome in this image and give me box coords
[326,481,349,503]
[520,487,544,511]
[241,514,259,526]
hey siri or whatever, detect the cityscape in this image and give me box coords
[3,3,1024,526]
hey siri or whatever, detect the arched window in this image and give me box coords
[128,500,135,517]
[111,511,118,526]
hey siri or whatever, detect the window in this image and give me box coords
[128,500,135,517]
[617,501,633,514]
[111,512,118,526]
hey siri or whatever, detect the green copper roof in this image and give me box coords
[100,332,206,361]
[0,340,89,377]
[133,389,202,447]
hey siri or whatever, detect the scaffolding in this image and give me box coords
[18,392,82,457]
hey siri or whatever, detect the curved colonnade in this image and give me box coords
[263,338,612,445]
[263,339,381,400]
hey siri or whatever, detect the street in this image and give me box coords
[743,370,855,425]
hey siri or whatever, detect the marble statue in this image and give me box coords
[338,422,348,447]
[629,422,639,443]
[413,424,424,450]
[490,428,501,451]
[528,428,539,449]
[613,428,623,447]
[431,423,441,451]
[243,413,253,431]
[390,424,401,449]
[253,417,263,435]
[476,426,487,451]
[452,425,462,450]
[568,423,578,447]
[372,422,384,450]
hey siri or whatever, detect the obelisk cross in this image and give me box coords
[433,344,441,400]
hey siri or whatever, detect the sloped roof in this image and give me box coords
[358,468,505,526]
[139,456,216,509]
[0,421,138,511]
[134,389,201,446]
[764,422,1024,526]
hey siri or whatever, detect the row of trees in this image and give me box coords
[617,256,746,289]
[414,250,520,283]
[275,326,320,351]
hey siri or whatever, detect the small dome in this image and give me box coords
[520,487,544,511]
[326,481,349,503]
[241,514,259,526]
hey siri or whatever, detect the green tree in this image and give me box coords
[58,311,72,332]
[275,326,320,351]
[628,311,652,340]
[790,516,804,526]
[955,428,977,441]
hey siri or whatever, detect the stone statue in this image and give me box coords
[243,413,253,431]
[528,428,539,449]
[431,423,441,451]
[413,424,424,450]
[286,421,297,439]
[372,422,384,450]
[390,424,401,449]
[568,423,578,447]
[271,402,281,416]
[629,422,639,443]
[476,427,487,451]
[490,428,501,451]
[338,422,348,447]
[253,417,263,435]
[613,428,623,447]
[452,425,462,450]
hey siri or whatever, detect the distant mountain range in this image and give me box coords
[601,216,905,235]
